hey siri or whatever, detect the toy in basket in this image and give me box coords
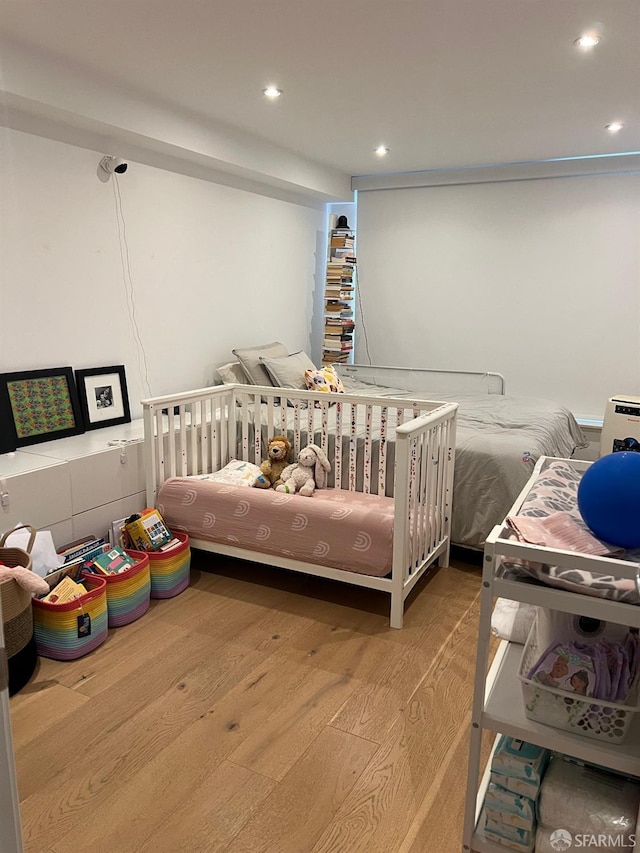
[32,574,108,661]
[518,617,640,744]
[84,548,151,628]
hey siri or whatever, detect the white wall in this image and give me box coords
[0,129,325,417]
[356,174,640,419]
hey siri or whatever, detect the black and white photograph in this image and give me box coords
[75,365,131,430]
[95,385,114,409]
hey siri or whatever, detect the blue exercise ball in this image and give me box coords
[577,451,640,548]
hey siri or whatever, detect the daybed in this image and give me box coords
[216,355,587,550]
[142,383,458,628]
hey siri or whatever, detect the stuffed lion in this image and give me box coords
[253,435,292,489]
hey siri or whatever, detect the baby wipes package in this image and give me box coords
[484,782,536,832]
[490,736,550,792]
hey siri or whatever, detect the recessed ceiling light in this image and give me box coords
[263,86,282,99]
[375,146,389,156]
[606,121,624,133]
[574,33,600,49]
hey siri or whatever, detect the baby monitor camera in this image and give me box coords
[99,155,128,176]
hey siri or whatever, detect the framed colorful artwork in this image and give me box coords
[75,365,131,430]
[0,367,85,448]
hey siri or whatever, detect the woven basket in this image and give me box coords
[32,575,108,661]
[85,552,151,628]
[143,533,191,599]
[0,525,37,694]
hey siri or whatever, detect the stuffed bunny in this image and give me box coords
[275,443,331,497]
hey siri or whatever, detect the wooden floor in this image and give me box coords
[9,550,495,853]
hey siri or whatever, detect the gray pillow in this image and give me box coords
[232,342,288,386]
[259,351,317,389]
[215,361,251,385]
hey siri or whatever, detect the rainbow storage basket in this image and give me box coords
[139,532,191,599]
[32,575,108,661]
[89,552,151,628]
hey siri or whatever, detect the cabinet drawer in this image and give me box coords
[68,443,145,514]
[0,462,72,531]
[72,492,146,543]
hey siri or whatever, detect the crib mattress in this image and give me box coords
[157,478,396,578]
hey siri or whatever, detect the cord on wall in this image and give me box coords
[355,271,373,365]
[110,174,153,398]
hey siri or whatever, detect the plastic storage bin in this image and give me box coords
[143,532,191,599]
[519,621,640,744]
[88,552,151,628]
[32,575,108,661]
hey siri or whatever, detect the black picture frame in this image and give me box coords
[75,365,131,430]
[0,367,85,449]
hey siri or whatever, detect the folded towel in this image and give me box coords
[491,598,537,644]
[506,512,622,556]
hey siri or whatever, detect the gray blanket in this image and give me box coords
[340,378,587,549]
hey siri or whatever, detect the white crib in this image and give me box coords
[142,383,457,628]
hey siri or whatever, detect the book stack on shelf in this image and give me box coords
[323,225,356,365]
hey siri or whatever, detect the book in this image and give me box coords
[124,509,173,551]
[57,536,105,563]
[42,575,87,604]
[90,545,137,575]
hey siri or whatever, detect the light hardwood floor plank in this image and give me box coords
[400,726,497,853]
[310,596,481,853]
[9,684,89,751]
[224,728,379,853]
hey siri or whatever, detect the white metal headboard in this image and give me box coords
[336,363,505,395]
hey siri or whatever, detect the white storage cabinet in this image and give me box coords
[462,456,640,853]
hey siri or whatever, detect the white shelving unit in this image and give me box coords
[462,456,640,853]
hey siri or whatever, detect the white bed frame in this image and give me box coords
[142,383,457,628]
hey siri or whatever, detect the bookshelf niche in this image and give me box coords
[323,216,356,366]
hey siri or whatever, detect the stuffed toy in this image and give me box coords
[254,435,293,489]
[0,563,49,596]
[275,443,331,497]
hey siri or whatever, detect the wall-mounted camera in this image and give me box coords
[98,155,129,179]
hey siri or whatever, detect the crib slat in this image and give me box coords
[209,399,218,473]
[220,397,229,469]
[176,405,186,475]
[417,428,430,565]
[349,403,357,491]
[166,411,176,478]
[320,402,329,458]
[293,401,301,457]
[266,397,275,443]
[363,405,372,494]
[334,401,343,489]
[154,408,165,498]
[379,407,388,497]
[241,395,250,460]
[307,399,314,449]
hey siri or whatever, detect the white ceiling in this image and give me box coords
[1,0,639,180]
